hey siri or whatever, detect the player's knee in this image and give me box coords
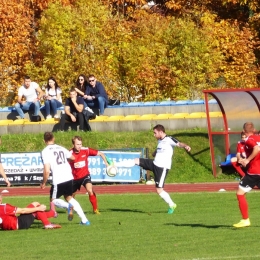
[31,202,40,207]
[231,157,237,162]
[134,158,139,165]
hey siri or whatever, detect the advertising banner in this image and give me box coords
[0,151,141,185]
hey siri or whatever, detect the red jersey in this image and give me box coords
[236,141,247,158]
[244,135,260,175]
[0,203,18,230]
[69,147,98,180]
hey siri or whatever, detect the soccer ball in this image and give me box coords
[106,165,118,177]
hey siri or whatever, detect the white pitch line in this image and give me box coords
[184,255,260,260]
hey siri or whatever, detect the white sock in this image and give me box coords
[115,159,135,168]
[52,198,69,209]
[68,198,88,223]
[159,190,175,207]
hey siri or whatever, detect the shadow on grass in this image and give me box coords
[165,222,234,229]
[105,208,165,214]
[106,208,148,213]
[172,132,213,173]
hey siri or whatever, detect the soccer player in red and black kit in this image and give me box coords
[231,132,247,177]
[0,195,61,230]
[233,122,260,228]
[69,136,109,214]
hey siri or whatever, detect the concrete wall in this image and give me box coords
[0,103,221,134]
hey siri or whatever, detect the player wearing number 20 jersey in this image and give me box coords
[41,144,74,185]
[41,132,90,225]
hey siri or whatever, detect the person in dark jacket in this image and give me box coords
[84,75,108,115]
[59,88,85,131]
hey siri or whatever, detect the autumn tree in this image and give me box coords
[0,0,35,105]
[25,0,117,97]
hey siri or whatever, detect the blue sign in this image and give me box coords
[91,152,141,183]
[0,151,141,185]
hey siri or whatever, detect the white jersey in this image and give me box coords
[41,144,73,185]
[18,82,39,102]
[153,136,179,169]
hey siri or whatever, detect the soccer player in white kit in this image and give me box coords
[40,132,90,225]
[116,124,191,214]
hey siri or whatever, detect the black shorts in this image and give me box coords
[139,158,169,188]
[50,179,73,199]
[239,174,260,190]
[17,214,35,229]
[72,175,92,193]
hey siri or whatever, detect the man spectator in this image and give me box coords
[59,88,85,131]
[84,75,108,115]
[14,75,44,121]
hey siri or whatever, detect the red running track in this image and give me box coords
[0,182,243,196]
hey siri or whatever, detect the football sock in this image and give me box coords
[159,190,175,207]
[231,161,245,177]
[89,193,97,211]
[52,198,69,209]
[237,194,248,219]
[68,197,88,223]
[35,211,51,225]
[44,210,55,218]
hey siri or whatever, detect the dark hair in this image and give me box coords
[69,87,77,93]
[88,74,95,79]
[153,124,165,133]
[46,77,60,91]
[241,131,246,137]
[72,136,82,144]
[24,75,31,80]
[44,132,54,142]
[76,74,87,92]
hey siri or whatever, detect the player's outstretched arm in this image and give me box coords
[98,151,109,167]
[178,142,191,152]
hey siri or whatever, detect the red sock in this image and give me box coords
[35,212,51,226]
[89,193,97,211]
[237,194,248,219]
[45,210,55,218]
[231,161,245,177]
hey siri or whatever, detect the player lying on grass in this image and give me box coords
[115,124,191,214]
[0,195,61,230]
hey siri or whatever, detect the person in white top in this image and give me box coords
[44,77,63,119]
[14,75,44,120]
[116,124,191,214]
[40,132,90,226]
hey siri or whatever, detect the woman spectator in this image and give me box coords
[75,74,90,109]
[75,74,88,98]
[44,77,63,119]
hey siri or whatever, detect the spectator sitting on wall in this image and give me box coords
[59,88,85,132]
[84,75,108,115]
[14,75,44,121]
[44,77,63,119]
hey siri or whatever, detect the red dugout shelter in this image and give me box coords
[203,88,260,177]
